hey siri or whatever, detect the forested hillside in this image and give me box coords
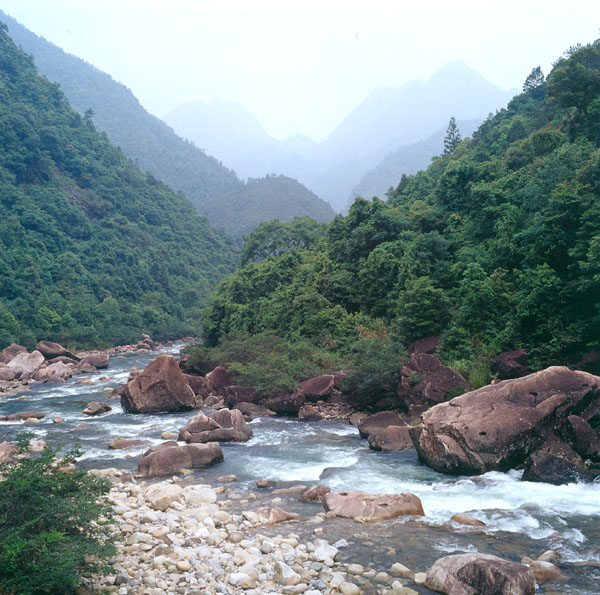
[203,42,600,375]
[0,25,237,349]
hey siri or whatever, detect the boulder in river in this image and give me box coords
[425,553,535,595]
[0,411,44,421]
[7,350,45,380]
[79,353,110,369]
[108,437,149,450]
[179,409,252,443]
[0,343,27,364]
[368,425,414,452]
[322,490,424,521]
[522,440,594,485]
[233,401,275,419]
[83,401,112,416]
[34,341,81,362]
[410,366,600,479]
[0,364,17,381]
[137,441,224,476]
[34,361,74,383]
[205,365,235,392]
[299,374,335,400]
[121,354,196,413]
[358,411,405,439]
[242,506,299,525]
[262,391,306,417]
[223,385,260,407]
[183,373,210,397]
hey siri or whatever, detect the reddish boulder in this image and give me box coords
[121,355,196,413]
[323,490,424,521]
[522,440,595,485]
[262,392,306,417]
[179,409,252,443]
[398,353,469,419]
[411,367,600,478]
[0,411,44,421]
[223,385,260,406]
[300,485,331,502]
[368,425,414,452]
[298,404,324,421]
[47,356,79,366]
[7,350,45,380]
[233,402,276,419]
[299,375,335,400]
[183,373,210,397]
[79,353,110,369]
[34,361,74,383]
[425,553,534,595]
[491,349,528,379]
[83,401,112,416]
[562,415,600,460]
[0,364,16,381]
[34,341,80,361]
[332,370,350,388]
[358,411,405,439]
[137,441,224,476]
[205,366,235,392]
[0,441,17,463]
[409,335,440,355]
[0,343,27,364]
[108,437,149,450]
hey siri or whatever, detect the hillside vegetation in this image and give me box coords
[0,25,237,349]
[203,42,600,377]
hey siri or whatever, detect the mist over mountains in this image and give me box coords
[165,62,517,211]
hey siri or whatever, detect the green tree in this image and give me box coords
[443,116,462,154]
[523,66,545,92]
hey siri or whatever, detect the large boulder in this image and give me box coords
[358,411,405,439]
[262,392,306,417]
[83,401,112,416]
[34,341,80,362]
[183,373,210,397]
[425,553,535,595]
[223,385,260,407]
[34,361,74,383]
[397,353,469,420]
[137,441,223,476]
[368,425,414,452]
[409,335,440,355]
[562,414,600,460]
[522,440,595,485]
[79,353,110,369]
[0,411,44,421]
[0,364,17,381]
[179,409,252,443]
[410,367,600,477]
[233,402,276,419]
[205,366,235,392]
[0,343,27,364]
[120,355,196,413]
[7,350,45,380]
[299,375,335,400]
[491,349,528,380]
[322,490,424,521]
[242,506,299,525]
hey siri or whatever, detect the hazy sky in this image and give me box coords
[1,0,599,141]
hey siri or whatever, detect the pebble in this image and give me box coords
[339,581,361,595]
[390,562,411,576]
[413,572,427,584]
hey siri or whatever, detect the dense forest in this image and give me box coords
[0,25,238,349]
[202,41,600,381]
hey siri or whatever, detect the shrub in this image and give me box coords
[0,436,115,595]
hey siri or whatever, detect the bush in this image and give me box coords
[0,436,115,595]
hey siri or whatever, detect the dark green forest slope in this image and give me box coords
[203,42,600,374]
[0,25,237,349]
[1,11,335,235]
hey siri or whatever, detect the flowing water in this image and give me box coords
[1,345,599,593]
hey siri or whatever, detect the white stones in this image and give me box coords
[312,539,338,562]
[184,485,217,505]
[347,563,364,575]
[274,561,301,586]
[176,560,192,572]
[144,482,184,511]
[229,572,257,589]
[390,562,411,576]
[413,572,427,584]
[339,581,361,595]
[161,431,178,439]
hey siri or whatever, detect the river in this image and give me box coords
[1,344,598,593]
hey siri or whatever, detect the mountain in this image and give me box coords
[1,11,332,233]
[202,40,600,373]
[0,24,238,349]
[165,62,515,212]
[205,175,335,237]
[350,119,482,205]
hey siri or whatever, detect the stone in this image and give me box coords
[137,441,224,476]
[411,367,600,477]
[108,437,148,450]
[262,391,306,417]
[0,343,27,364]
[47,355,79,366]
[562,415,600,460]
[78,363,97,373]
[390,563,411,576]
[450,514,486,527]
[79,353,110,369]
[205,365,235,392]
[299,374,335,400]
[7,350,45,380]
[358,411,405,439]
[491,349,528,379]
[176,560,192,572]
[256,480,277,488]
[298,404,324,421]
[339,582,360,595]
[368,425,414,452]
[34,341,80,361]
[274,561,301,586]
[233,402,276,419]
[75,378,94,386]
[425,553,534,595]
[413,573,427,585]
[409,335,440,355]
[28,439,46,452]
[323,490,424,521]
[179,409,252,443]
[0,364,17,381]
[34,361,73,382]
[183,373,210,398]
[313,539,338,562]
[161,431,178,440]
[242,506,299,525]
[223,385,260,407]
[120,355,196,413]
[522,440,594,485]
[53,416,65,424]
[183,485,217,505]
[300,485,331,502]
[23,417,40,425]
[83,401,112,416]
[526,560,561,584]
[0,411,44,421]
[0,441,17,463]
[144,481,184,511]
[537,550,561,563]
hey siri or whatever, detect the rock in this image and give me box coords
[491,349,528,380]
[183,373,210,397]
[562,415,600,460]
[47,355,80,366]
[537,550,561,563]
[274,561,301,586]
[53,416,64,424]
[120,355,196,413]
[176,559,192,572]
[450,513,486,527]
[358,411,405,439]
[137,441,224,476]
[390,563,412,576]
[241,506,299,525]
[300,374,335,400]
[425,553,535,595]
[179,409,252,443]
[7,350,45,380]
[83,401,112,416]
[522,440,594,485]
[183,485,217,505]
[34,361,73,383]
[217,474,237,482]
[574,351,600,375]
[256,480,277,488]
[233,402,275,419]
[313,539,338,562]
[413,573,427,585]
[398,353,469,419]
[23,418,40,425]
[223,385,260,407]
[0,411,44,421]
[0,441,17,463]
[78,363,97,373]
[349,412,369,426]
[75,378,94,386]
[0,343,27,364]
[28,439,46,452]
[411,367,600,477]
[526,560,561,584]
[144,481,184,511]
[34,341,80,361]
[203,395,225,409]
[262,391,306,417]
[79,353,110,369]
[108,437,149,450]
[409,335,440,355]
[323,490,424,521]
[161,431,178,440]
[0,364,17,381]
[368,425,414,452]
[205,365,235,392]
[339,582,360,595]
[300,485,331,502]
[298,404,324,421]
